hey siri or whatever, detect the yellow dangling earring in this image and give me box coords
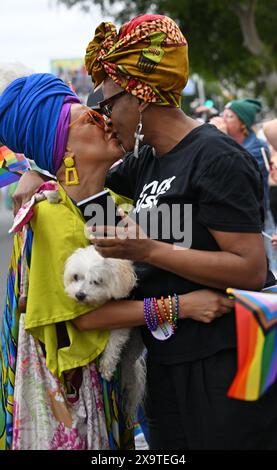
[63,151,79,186]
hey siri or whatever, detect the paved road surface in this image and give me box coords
[0,205,13,319]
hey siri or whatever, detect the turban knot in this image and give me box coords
[85,14,189,107]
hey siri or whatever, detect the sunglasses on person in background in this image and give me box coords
[69,108,105,129]
[98,90,127,118]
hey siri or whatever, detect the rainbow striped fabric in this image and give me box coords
[0,228,31,449]
[0,146,30,188]
[227,285,277,401]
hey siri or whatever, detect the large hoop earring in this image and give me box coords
[133,112,144,158]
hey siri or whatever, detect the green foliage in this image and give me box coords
[57,0,277,101]
[58,0,92,11]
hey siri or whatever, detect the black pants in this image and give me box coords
[145,349,277,450]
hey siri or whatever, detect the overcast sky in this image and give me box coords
[0,0,113,72]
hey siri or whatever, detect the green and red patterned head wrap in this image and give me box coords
[85,14,189,107]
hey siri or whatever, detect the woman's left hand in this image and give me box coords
[89,209,154,261]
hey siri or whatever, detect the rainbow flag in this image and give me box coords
[0,146,30,188]
[227,285,277,401]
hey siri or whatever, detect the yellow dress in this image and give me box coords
[25,183,110,377]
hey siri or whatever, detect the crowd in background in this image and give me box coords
[0,12,277,451]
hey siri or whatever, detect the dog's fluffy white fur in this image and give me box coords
[64,245,137,306]
[64,245,145,421]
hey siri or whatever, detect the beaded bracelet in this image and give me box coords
[152,297,170,338]
[153,297,164,325]
[150,298,159,331]
[172,293,179,332]
[144,297,157,332]
[160,296,173,325]
[166,294,179,333]
[167,295,174,326]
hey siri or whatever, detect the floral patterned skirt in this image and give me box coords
[12,315,133,450]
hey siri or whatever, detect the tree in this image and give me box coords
[57,0,277,107]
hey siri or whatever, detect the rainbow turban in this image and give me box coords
[85,14,189,107]
[0,73,79,175]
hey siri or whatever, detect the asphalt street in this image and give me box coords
[0,204,13,319]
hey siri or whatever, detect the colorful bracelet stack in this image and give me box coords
[143,294,179,340]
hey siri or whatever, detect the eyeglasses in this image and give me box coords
[98,90,127,118]
[69,108,105,129]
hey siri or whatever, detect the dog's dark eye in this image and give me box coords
[73,274,79,281]
[92,278,103,286]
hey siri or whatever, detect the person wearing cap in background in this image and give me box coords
[210,99,275,271]
[210,99,270,213]
[11,14,276,450]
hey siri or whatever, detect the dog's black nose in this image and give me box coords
[76,292,86,301]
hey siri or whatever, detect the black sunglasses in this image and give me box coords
[98,90,127,118]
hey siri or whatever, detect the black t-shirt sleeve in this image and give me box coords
[105,152,138,199]
[195,152,264,232]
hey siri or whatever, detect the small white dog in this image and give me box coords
[64,245,145,421]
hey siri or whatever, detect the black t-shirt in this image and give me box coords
[105,123,264,364]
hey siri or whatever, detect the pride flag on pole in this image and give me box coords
[0,146,30,188]
[227,285,277,401]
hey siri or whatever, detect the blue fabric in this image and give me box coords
[244,131,270,211]
[137,404,149,444]
[0,73,78,174]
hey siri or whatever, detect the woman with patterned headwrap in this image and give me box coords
[11,15,276,450]
[84,14,276,450]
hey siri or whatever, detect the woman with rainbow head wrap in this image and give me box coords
[11,15,276,450]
